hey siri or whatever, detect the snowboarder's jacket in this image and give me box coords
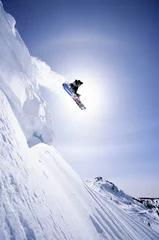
[70,80,83,94]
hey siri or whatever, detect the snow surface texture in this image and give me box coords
[0,2,159,240]
[86,177,159,235]
[1,89,159,240]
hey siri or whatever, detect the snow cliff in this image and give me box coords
[0,1,54,144]
[0,2,159,239]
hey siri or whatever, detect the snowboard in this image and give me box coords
[62,82,86,110]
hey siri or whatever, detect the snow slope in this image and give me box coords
[86,177,159,235]
[0,2,159,240]
[1,89,159,240]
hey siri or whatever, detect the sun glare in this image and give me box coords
[63,67,111,122]
[80,83,99,111]
[64,77,102,119]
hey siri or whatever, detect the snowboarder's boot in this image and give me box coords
[76,93,81,98]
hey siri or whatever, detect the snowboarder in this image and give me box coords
[69,79,83,97]
[62,80,86,110]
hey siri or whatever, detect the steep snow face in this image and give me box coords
[86,178,159,235]
[0,90,159,240]
[0,89,98,240]
[0,2,54,144]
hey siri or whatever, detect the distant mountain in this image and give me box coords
[135,197,159,217]
[86,177,159,234]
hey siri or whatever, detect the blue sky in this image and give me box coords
[2,0,159,197]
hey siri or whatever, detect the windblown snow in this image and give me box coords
[0,1,159,239]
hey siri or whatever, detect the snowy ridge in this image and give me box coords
[0,2,159,239]
[0,1,54,145]
[138,198,159,209]
[86,177,133,203]
[86,177,159,235]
